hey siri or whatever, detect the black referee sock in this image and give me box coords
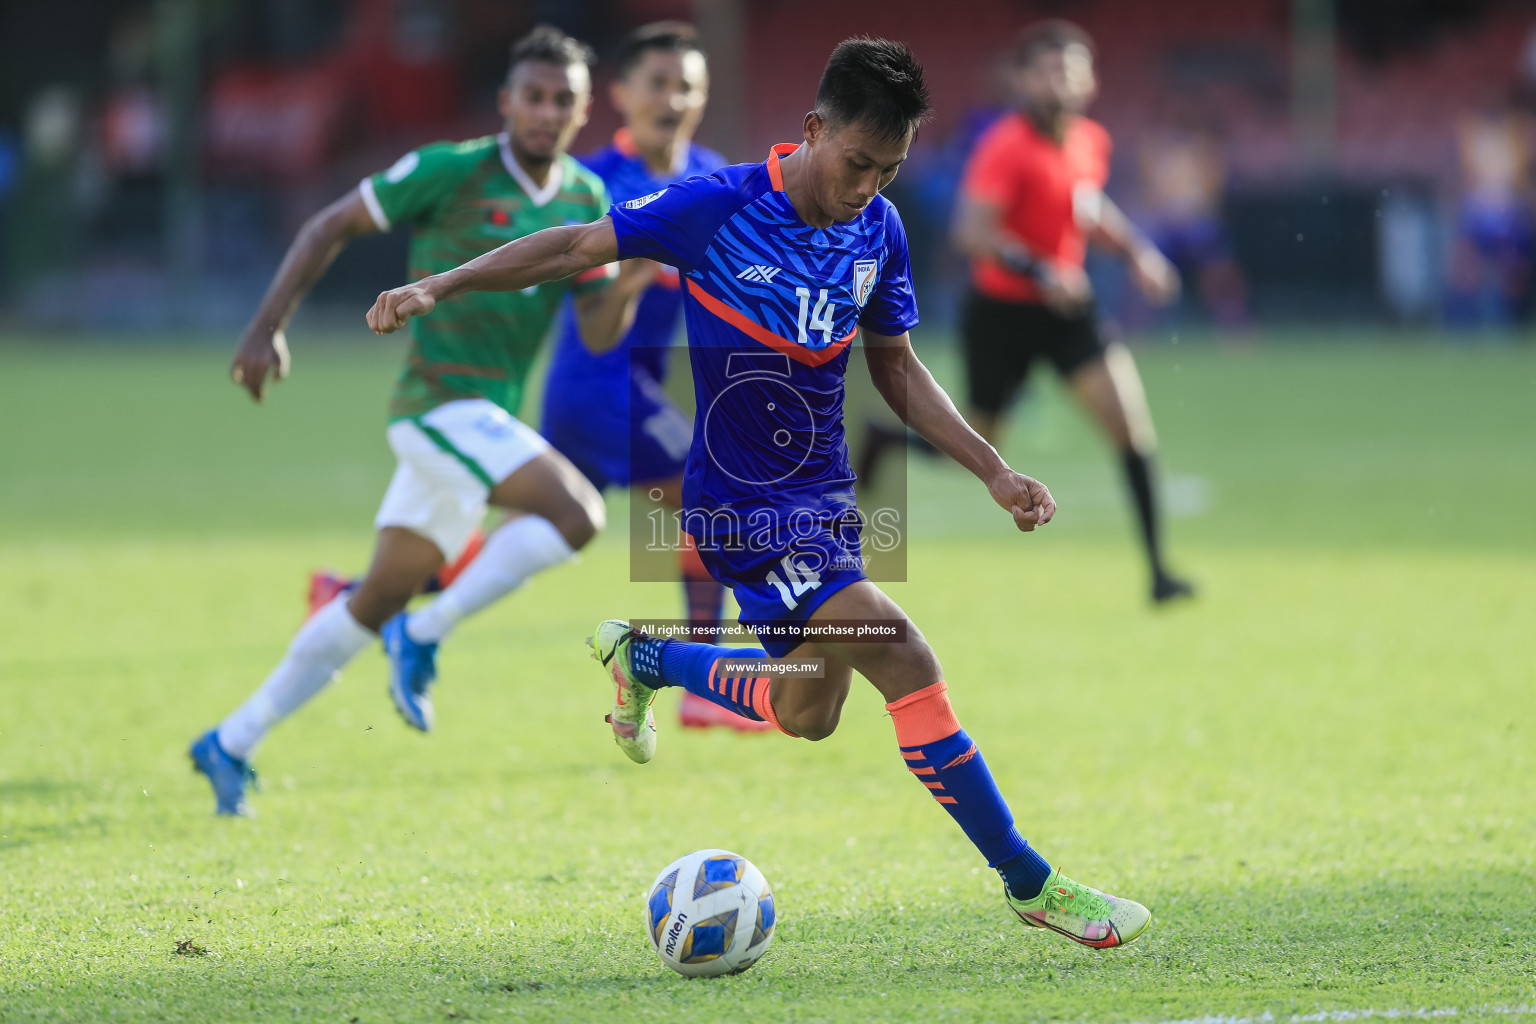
[1121,448,1165,578]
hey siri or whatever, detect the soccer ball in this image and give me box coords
[644,849,775,977]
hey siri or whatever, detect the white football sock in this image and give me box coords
[216,597,374,760]
[405,515,575,644]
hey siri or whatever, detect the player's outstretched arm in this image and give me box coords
[232,190,380,402]
[1084,193,1180,306]
[951,194,1092,315]
[366,218,622,335]
[863,331,1055,532]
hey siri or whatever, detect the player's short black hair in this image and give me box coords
[814,38,931,143]
[506,24,597,81]
[614,21,705,79]
[1013,20,1096,67]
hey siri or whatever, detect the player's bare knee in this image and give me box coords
[345,586,409,632]
[792,708,842,742]
[554,474,606,549]
[580,490,608,541]
[350,564,432,624]
[551,496,604,550]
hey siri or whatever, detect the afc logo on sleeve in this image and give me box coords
[625,189,667,210]
[851,259,879,308]
[383,151,420,183]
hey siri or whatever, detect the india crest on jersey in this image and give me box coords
[852,259,879,307]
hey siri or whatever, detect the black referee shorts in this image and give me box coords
[959,290,1108,417]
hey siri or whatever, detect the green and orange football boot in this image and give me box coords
[1006,869,1151,949]
[588,619,659,764]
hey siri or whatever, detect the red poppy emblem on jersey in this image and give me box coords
[488,209,511,226]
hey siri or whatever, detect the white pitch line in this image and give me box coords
[1105,1005,1536,1024]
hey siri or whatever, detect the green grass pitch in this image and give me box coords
[1,333,1533,1022]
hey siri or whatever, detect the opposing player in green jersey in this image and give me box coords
[190,27,653,816]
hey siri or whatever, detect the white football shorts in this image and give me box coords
[374,398,549,560]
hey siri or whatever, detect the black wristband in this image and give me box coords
[998,244,1040,279]
[1000,245,1059,289]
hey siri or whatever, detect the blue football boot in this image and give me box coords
[189,729,257,817]
[383,613,437,732]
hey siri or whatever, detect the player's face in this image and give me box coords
[612,48,709,155]
[499,60,593,164]
[1014,42,1097,119]
[805,115,911,223]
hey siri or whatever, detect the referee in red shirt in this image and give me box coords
[953,20,1192,603]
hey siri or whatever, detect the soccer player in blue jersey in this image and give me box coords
[541,23,765,732]
[368,39,1151,948]
[304,24,763,733]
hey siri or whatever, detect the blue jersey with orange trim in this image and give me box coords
[608,144,921,519]
[545,131,727,387]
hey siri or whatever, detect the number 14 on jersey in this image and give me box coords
[795,287,836,348]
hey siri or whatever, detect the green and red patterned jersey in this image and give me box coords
[360,132,616,419]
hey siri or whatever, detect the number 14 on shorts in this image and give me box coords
[766,554,821,610]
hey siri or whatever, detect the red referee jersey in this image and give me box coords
[960,111,1111,303]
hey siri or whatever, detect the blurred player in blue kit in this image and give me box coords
[541,23,768,732]
[306,23,768,732]
[368,38,1152,950]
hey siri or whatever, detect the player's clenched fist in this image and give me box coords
[987,469,1057,533]
[230,327,291,403]
[367,283,437,334]
[1130,245,1180,307]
